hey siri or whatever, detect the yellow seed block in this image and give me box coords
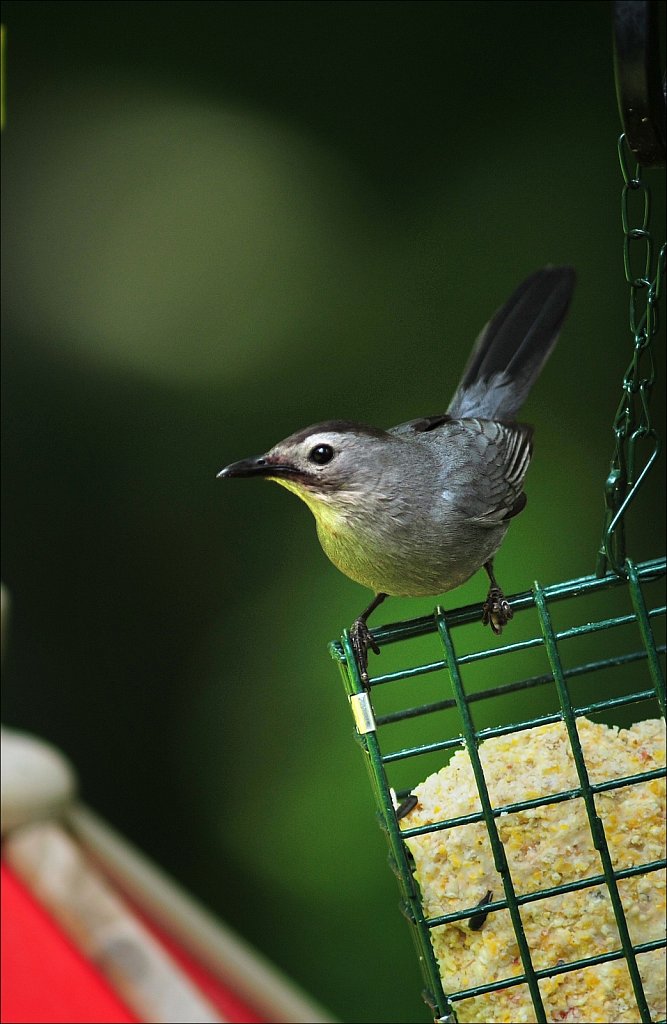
[401,718,666,1024]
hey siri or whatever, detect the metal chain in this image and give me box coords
[596,133,666,578]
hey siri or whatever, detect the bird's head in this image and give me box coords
[218,419,399,524]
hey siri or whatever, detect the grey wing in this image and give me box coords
[402,417,534,525]
[460,420,534,525]
[389,415,533,524]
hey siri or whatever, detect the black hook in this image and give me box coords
[612,1,666,167]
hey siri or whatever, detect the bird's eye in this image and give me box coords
[309,443,335,465]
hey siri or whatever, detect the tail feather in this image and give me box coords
[447,266,575,420]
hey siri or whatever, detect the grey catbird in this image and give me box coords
[219,266,576,682]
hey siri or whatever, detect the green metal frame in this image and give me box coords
[330,557,666,1023]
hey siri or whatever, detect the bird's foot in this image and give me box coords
[349,617,381,688]
[482,586,513,635]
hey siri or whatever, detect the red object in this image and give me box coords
[1,863,137,1024]
[145,920,264,1024]
[2,861,266,1024]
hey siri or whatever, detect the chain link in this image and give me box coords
[596,134,666,578]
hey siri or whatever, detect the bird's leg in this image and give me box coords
[482,560,513,635]
[349,593,387,688]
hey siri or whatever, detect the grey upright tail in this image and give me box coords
[447,266,576,421]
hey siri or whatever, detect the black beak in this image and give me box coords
[217,456,296,480]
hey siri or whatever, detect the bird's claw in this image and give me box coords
[349,617,380,687]
[482,586,513,635]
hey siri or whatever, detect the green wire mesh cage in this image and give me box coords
[329,8,666,1023]
[330,559,665,1023]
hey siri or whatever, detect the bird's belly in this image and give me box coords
[316,518,508,597]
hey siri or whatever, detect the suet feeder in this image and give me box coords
[330,5,666,1021]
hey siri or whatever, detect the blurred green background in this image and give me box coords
[1,2,665,1022]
